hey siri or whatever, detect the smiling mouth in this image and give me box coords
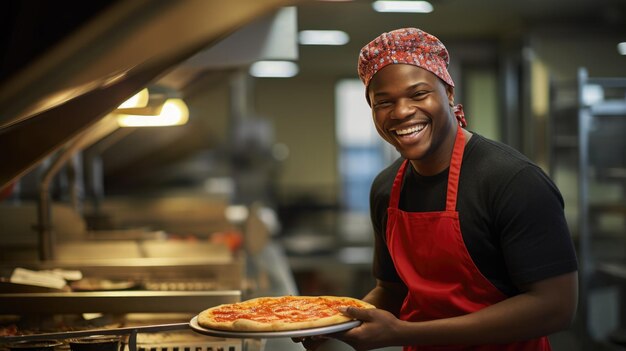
[394,123,427,136]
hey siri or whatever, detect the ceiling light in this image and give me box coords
[372,0,433,13]
[249,61,299,78]
[299,30,350,45]
[618,42,626,55]
[117,98,189,127]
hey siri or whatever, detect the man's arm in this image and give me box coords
[362,279,407,316]
[338,271,578,349]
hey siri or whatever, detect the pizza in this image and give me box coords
[197,295,375,332]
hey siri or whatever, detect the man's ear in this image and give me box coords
[446,84,455,106]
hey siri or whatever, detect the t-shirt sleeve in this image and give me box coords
[370,171,403,283]
[495,165,578,286]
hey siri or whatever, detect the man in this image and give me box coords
[302,28,578,351]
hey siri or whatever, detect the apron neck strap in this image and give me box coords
[445,126,465,211]
[389,126,466,211]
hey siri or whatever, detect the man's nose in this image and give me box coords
[392,99,416,119]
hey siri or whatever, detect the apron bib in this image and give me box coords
[386,126,551,351]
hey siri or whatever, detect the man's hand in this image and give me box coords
[332,307,402,351]
[291,307,401,351]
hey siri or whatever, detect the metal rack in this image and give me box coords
[0,257,243,349]
[576,67,626,349]
[0,323,192,351]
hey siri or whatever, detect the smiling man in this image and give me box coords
[300,28,579,351]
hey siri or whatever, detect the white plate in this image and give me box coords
[189,316,361,339]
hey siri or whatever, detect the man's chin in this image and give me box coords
[397,148,422,161]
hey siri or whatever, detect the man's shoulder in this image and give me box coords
[466,133,539,175]
[464,133,557,195]
[468,133,530,161]
[371,157,404,196]
[375,157,404,182]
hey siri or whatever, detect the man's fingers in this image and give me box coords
[297,336,327,350]
[339,306,372,320]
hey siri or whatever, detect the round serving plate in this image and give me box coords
[188,316,361,339]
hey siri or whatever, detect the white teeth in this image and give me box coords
[395,124,425,136]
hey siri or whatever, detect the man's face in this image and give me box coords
[368,64,456,169]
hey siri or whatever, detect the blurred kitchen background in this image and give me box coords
[0,0,625,350]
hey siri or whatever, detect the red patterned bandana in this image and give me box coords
[358,27,454,88]
[358,28,467,127]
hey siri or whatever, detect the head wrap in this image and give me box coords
[358,28,453,88]
[357,28,467,127]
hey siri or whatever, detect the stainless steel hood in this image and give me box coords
[0,0,296,192]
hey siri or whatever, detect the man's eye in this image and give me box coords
[374,101,391,108]
[412,91,428,99]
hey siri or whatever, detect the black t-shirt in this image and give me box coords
[370,132,578,296]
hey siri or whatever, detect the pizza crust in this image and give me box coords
[197,296,375,332]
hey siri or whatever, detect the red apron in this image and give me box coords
[386,126,551,350]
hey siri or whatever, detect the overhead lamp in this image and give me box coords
[299,30,350,45]
[372,0,433,13]
[618,42,626,55]
[116,98,189,127]
[249,61,299,78]
[117,88,149,109]
[114,86,189,127]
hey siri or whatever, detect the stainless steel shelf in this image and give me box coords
[0,290,240,314]
[590,101,626,116]
[0,323,191,343]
